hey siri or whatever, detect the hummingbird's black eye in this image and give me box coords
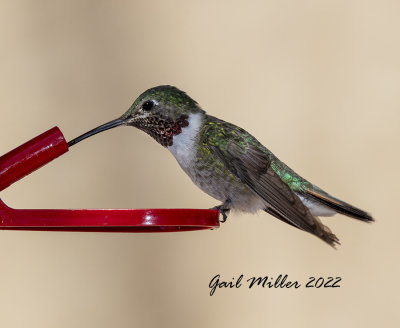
[142,101,154,111]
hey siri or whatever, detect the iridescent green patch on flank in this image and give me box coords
[196,144,236,180]
[270,161,309,191]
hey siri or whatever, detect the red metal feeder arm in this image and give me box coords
[0,127,219,232]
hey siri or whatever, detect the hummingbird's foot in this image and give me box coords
[215,206,230,222]
[212,200,231,223]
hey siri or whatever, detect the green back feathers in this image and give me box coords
[201,115,311,192]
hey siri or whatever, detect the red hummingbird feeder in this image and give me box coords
[0,127,219,232]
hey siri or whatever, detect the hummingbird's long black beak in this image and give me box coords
[68,118,126,147]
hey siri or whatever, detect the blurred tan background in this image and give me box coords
[0,0,398,327]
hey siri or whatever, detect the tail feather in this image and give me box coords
[305,188,374,222]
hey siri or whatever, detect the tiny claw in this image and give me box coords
[212,205,230,223]
[220,210,229,223]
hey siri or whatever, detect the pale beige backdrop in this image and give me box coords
[0,1,398,327]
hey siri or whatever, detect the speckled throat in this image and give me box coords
[132,115,189,147]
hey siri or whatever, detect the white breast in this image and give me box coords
[167,112,204,169]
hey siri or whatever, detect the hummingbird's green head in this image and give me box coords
[68,85,205,148]
[122,85,203,120]
[120,85,205,147]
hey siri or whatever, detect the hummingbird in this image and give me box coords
[68,85,373,247]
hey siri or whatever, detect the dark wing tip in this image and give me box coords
[265,207,341,248]
[316,218,341,248]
